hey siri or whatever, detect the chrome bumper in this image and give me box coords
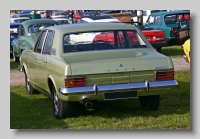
[183,55,189,63]
[59,80,178,95]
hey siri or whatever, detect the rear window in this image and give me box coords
[164,13,190,25]
[28,23,56,33]
[63,30,148,53]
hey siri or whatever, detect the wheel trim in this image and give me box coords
[53,90,59,115]
[25,74,30,92]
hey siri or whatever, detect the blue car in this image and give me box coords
[10,23,20,57]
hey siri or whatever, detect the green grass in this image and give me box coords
[161,45,184,58]
[10,58,20,70]
[10,71,190,129]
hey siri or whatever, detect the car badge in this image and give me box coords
[119,63,123,67]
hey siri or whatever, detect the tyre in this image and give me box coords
[24,71,36,94]
[157,48,162,53]
[13,51,19,62]
[139,95,160,111]
[52,85,70,119]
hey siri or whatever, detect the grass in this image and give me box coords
[10,45,183,70]
[10,71,190,129]
[10,58,20,70]
[162,45,184,58]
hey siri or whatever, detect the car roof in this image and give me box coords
[10,17,30,20]
[53,18,69,20]
[21,19,59,27]
[45,22,138,34]
[10,23,21,28]
[150,10,190,16]
[82,16,117,20]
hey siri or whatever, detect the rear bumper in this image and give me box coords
[59,80,178,101]
[150,41,167,48]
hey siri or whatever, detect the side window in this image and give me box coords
[147,15,155,25]
[154,16,161,26]
[43,31,54,55]
[34,31,47,53]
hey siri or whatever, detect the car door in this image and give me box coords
[28,31,48,84]
[37,30,54,91]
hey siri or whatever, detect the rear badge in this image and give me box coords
[155,66,168,69]
[119,63,123,67]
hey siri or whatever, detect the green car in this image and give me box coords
[19,23,178,119]
[11,19,59,62]
[144,10,190,45]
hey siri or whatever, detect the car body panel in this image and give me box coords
[20,23,177,103]
[182,39,190,63]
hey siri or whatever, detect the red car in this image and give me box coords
[94,22,167,53]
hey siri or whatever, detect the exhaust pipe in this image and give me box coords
[80,98,93,108]
[84,102,93,107]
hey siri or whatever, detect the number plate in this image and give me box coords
[104,91,138,100]
[146,36,150,40]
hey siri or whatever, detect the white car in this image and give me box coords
[53,18,72,24]
[10,17,31,23]
[79,16,120,23]
[68,16,121,44]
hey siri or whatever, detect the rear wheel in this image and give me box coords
[24,71,36,94]
[52,85,70,119]
[139,95,160,111]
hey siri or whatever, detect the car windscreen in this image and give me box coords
[63,30,148,53]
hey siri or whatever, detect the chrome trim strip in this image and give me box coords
[59,80,178,95]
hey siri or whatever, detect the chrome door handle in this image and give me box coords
[44,60,48,63]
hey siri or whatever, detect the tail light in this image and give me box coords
[65,77,86,87]
[156,71,175,81]
[170,28,174,34]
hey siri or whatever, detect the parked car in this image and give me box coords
[53,18,72,24]
[10,23,20,58]
[19,23,178,119]
[182,39,190,63]
[51,11,68,19]
[144,10,190,45]
[11,19,59,62]
[10,17,31,23]
[78,16,167,52]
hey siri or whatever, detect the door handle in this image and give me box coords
[44,60,48,63]
[34,57,37,60]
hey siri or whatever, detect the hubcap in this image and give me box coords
[25,75,30,92]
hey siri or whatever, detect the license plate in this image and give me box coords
[146,36,150,40]
[104,91,138,100]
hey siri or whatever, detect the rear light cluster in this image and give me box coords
[156,71,175,81]
[170,28,174,34]
[65,77,86,87]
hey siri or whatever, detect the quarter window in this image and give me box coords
[35,31,47,53]
[43,31,54,55]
